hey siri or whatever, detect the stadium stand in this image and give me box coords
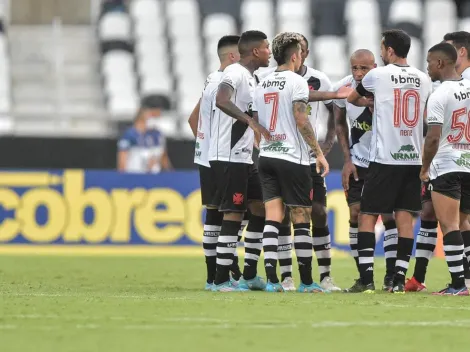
[0,0,469,139]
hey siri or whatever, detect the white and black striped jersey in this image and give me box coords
[208,63,256,164]
[334,75,372,168]
[194,70,223,167]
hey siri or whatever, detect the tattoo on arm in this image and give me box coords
[293,101,323,157]
[216,83,251,124]
[334,105,350,161]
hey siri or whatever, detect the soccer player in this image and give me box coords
[187,35,241,290]
[346,29,431,293]
[406,31,470,291]
[334,49,399,292]
[117,97,172,173]
[253,32,330,292]
[420,42,470,296]
[257,34,344,291]
[209,30,271,292]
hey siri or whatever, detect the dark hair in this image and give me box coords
[428,42,458,64]
[238,30,267,56]
[299,33,309,49]
[443,31,470,59]
[272,33,302,66]
[217,35,240,51]
[382,29,411,58]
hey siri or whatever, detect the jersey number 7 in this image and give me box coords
[393,89,420,128]
[264,92,279,132]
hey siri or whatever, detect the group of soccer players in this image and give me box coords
[188,28,470,295]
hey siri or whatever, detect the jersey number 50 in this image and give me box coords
[448,107,470,143]
[393,89,420,128]
[264,92,279,132]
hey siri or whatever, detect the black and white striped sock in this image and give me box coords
[443,230,465,289]
[230,218,248,281]
[312,226,331,281]
[263,220,280,283]
[349,222,359,272]
[357,232,376,285]
[394,237,414,285]
[214,220,240,285]
[202,209,223,284]
[278,223,293,281]
[413,221,438,283]
[460,231,470,280]
[243,215,264,280]
[294,223,313,285]
[383,220,398,279]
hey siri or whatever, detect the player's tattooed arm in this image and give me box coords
[320,103,336,156]
[293,101,329,176]
[187,99,201,138]
[216,83,271,140]
[420,125,441,181]
[334,104,350,162]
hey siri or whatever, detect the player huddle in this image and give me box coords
[188,28,470,296]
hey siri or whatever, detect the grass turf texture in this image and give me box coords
[1,255,470,352]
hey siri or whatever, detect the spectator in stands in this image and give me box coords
[117,96,172,173]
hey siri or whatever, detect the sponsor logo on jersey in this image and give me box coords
[351,119,372,131]
[453,90,470,101]
[453,152,470,167]
[261,141,293,153]
[261,79,286,90]
[390,74,421,88]
[195,142,201,158]
[390,144,420,161]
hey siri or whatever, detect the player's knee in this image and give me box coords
[224,212,244,222]
[311,202,327,226]
[290,207,311,224]
[349,204,360,224]
[248,200,265,218]
[459,214,470,231]
[420,201,437,222]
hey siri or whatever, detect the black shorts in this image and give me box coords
[199,165,217,207]
[346,165,368,206]
[361,162,421,214]
[421,181,432,204]
[258,157,312,207]
[210,161,263,212]
[310,163,327,206]
[431,172,470,214]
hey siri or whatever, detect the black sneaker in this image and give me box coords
[382,275,394,292]
[343,279,375,293]
[392,282,405,294]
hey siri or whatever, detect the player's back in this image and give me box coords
[254,70,310,165]
[429,78,470,177]
[364,64,431,165]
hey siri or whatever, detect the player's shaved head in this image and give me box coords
[238,30,268,57]
[350,49,376,83]
[350,49,375,62]
[217,35,240,61]
[428,42,457,65]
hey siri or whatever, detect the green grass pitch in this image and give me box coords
[1,254,470,351]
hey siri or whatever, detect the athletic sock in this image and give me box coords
[263,220,280,283]
[242,215,264,280]
[278,221,293,281]
[383,220,398,279]
[357,232,376,285]
[349,222,359,273]
[413,220,438,283]
[443,230,465,289]
[214,220,240,285]
[294,223,313,285]
[394,237,414,285]
[202,209,223,284]
[461,231,470,280]
[230,218,247,281]
[312,226,332,281]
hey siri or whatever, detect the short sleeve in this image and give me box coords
[292,77,309,103]
[252,87,260,112]
[117,129,135,151]
[360,69,378,94]
[332,75,352,108]
[220,66,243,90]
[319,74,333,105]
[426,91,445,125]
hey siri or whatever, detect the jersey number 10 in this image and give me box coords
[393,89,420,128]
[264,92,279,132]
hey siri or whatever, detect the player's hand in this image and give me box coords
[316,154,330,177]
[249,120,271,141]
[342,160,358,191]
[336,84,353,99]
[420,168,430,182]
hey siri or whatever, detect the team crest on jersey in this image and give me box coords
[390,144,419,161]
[453,152,470,167]
[307,77,321,91]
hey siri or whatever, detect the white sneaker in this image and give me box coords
[320,276,341,292]
[466,279,470,289]
[281,277,296,291]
